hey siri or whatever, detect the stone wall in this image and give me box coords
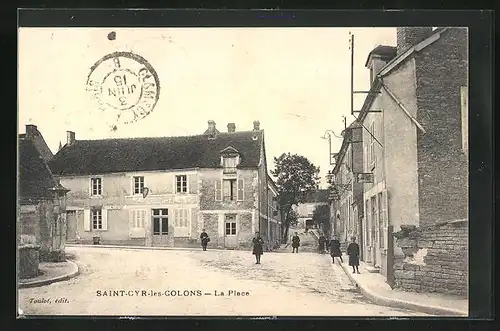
[414,28,469,227]
[393,220,468,297]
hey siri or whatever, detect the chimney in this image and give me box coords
[227,123,236,133]
[25,124,38,139]
[253,120,260,131]
[396,27,433,55]
[67,131,75,146]
[208,120,216,131]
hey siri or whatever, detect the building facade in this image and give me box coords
[48,120,279,250]
[329,27,468,295]
[293,190,329,231]
[328,122,364,254]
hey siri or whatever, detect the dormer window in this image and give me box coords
[220,146,241,174]
[223,156,238,174]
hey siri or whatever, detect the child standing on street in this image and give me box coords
[329,235,343,264]
[252,232,264,264]
[291,232,300,253]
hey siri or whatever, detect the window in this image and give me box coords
[152,208,168,235]
[223,179,237,201]
[461,86,468,155]
[133,176,144,195]
[91,209,102,230]
[225,215,236,235]
[131,209,146,228]
[91,178,102,196]
[370,122,376,168]
[176,175,187,193]
[223,156,237,174]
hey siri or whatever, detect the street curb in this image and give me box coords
[19,260,80,289]
[66,243,257,253]
[336,258,467,316]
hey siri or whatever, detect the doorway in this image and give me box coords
[152,208,169,246]
[224,214,238,248]
[66,210,77,241]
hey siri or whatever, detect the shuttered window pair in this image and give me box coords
[215,178,244,201]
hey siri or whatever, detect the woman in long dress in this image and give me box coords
[347,236,360,274]
[252,232,264,264]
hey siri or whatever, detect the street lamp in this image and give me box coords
[321,130,343,165]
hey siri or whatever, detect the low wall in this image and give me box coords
[393,219,468,297]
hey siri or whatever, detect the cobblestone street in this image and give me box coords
[18,246,429,316]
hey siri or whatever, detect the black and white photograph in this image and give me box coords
[17,16,470,317]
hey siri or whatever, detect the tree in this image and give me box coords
[312,204,331,238]
[271,153,320,243]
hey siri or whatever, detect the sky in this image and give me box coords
[18,27,397,188]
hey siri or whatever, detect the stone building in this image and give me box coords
[293,190,329,231]
[328,121,364,255]
[18,125,70,274]
[48,120,278,250]
[266,175,283,248]
[329,27,468,296]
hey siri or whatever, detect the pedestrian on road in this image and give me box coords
[318,233,326,254]
[200,229,210,251]
[328,236,343,264]
[291,232,300,253]
[252,231,264,264]
[347,236,360,274]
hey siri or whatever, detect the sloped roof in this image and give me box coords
[303,189,329,203]
[364,45,398,67]
[49,131,263,176]
[19,137,58,201]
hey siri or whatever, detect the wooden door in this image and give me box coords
[224,214,238,248]
[370,196,377,266]
[66,210,77,241]
[152,208,169,246]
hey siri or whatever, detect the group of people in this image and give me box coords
[199,229,360,273]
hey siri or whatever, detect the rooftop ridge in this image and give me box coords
[70,130,264,142]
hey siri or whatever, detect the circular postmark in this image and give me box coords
[86,52,160,125]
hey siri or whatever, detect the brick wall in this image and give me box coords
[393,220,468,296]
[415,28,469,227]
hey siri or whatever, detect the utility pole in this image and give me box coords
[350,32,355,116]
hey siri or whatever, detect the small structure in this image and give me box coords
[18,126,70,280]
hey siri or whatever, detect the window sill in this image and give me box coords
[90,195,103,199]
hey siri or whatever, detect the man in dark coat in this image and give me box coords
[329,235,343,264]
[200,229,209,251]
[318,233,327,254]
[252,231,264,264]
[291,232,300,253]
[347,236,360,274]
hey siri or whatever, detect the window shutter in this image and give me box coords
[102,208,108,231]
[366,199,371,245]
[381,189,388,248]
[215,181,222,201]
[363,145,368,171]
[237,178,244,201]
[84,209,91,231]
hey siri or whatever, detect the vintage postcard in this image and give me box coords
[17,22,469,317]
